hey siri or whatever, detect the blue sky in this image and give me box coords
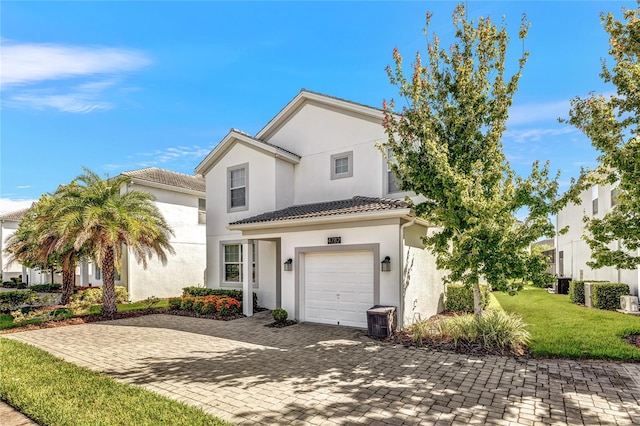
[0,1,633,213]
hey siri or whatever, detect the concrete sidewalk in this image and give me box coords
[4,312,640,425]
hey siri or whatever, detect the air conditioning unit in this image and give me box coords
[620,296,639,312]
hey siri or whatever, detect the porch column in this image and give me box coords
[242,239,254,317]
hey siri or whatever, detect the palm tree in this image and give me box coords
[4,195,82,305]
[55,168,175,315]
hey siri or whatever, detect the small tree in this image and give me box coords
[564,4,640,270]
[383,4,567,315]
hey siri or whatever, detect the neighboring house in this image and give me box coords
[86,167,207,301]
[0,208,54,284]
[532,238,555,275]
[195,89,447,328]
[556,182,639,296]
[2,167,207,301]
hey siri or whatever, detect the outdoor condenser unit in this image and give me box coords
[620,296,639,312]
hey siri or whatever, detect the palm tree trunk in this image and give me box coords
[61,268,75,305]
[101,245,117,316]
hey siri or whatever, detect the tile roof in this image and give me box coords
[230,196,410,225]
[0,208,30,221]
[122,168,205,193]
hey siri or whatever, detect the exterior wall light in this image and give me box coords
[284,258,293,271]
[381,256,391,272]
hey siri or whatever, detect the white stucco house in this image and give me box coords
[1,208,56,284]
[195,90,447,328]
[2,168,207,301]
[556,181,639,296]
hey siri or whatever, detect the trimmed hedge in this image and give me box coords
[0,291,40,313]
[2,281,27,289]
[592,283,630,310]
[445,284,490,313]
[182,287,258,310]
[568,281,585,304]
[29,284,62,293]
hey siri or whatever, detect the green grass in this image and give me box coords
[0,338,232,426]
[493,286,640,360]
[1,299,170,330]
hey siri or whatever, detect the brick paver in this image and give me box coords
[4,312,640,425]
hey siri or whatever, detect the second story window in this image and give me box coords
[330,151,353,180]
[228,164,248,212]
[591,185,599,216]
[386,148,401,194]
[611,187,618,207]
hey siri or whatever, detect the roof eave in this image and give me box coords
[256,90,384,141]
[227,208,414,231]
[128,178,205,196]
[195,131,300,176]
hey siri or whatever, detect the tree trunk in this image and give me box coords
[61,268,75,305]
[472,282,483,318]
[101,245,117,316]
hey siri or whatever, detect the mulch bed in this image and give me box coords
[264,320,298,328]
[625,334,640,349]
[1,308,245,334]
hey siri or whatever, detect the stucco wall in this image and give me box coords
[557,182,639,295]
[401,224,446,326]
[264,103,388,204]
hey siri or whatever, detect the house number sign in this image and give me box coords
[327,237,341,244]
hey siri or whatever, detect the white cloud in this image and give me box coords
[0,198,37,215]
[102,145,215,171]
[504,127,578,144]
[507,99,572,126]
[8,91,112,113]
[1,41,151,86]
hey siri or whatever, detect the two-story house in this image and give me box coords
[2,167,207,301]
[195,90,447,328]
[556,181,639,296]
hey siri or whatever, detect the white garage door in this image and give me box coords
[304,250,374,328]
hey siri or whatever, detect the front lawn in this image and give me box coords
[0,338,232,426]
[493,286,640,360]
[1,299,170,331]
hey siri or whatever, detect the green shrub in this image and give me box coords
[0,291,40,313]
[569,281,585,304]
[436,311,530,350]
[180,296,195,311]
[74,286,130,305]
[272,308,288,323]
[445,284,490,312]
[2,281,27,289]
[29,284,62,293]
[592,283,630,310]
[182,287,258,310]
[168,297,182,310]
[476,310,531,349]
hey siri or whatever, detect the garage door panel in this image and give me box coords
[304,251,374,328]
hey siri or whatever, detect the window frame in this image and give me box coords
[220,241,258,287]
[227,163,249,212]
[384,148,404,196]
[591,185,599,216]
[330,151,353,180]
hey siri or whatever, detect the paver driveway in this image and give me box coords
[5,312,640,425]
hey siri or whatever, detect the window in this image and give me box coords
[386,148,401,194]
[222,242,257,284]
[591,185,599,216]
[611,187,618,207]
[558,251,564,277]
[227,164,248,212]
[94,266,120,280]
[94,266,101,280]
[198,198,206,224]
[330,151,353,180]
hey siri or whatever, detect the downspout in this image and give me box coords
[398,218,416,329]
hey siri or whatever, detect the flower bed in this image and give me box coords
[169,295,241,318]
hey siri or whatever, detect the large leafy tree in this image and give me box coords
[54,168,175,315]
[382,4,565,315]
[564,4,640,270]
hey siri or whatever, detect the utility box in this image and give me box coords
[557,277,572,295]
[367,305,396,338]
